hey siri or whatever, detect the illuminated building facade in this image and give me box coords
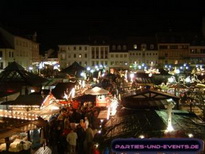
[0,27,40,71]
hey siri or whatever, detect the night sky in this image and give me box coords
[0,0,205,53]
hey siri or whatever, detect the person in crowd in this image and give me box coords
[66,129,78,153]
[80,119,86,130]
[84,116,89,130]
[76,124,86,154]
[84,125,94,154]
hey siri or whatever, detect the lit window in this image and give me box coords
[79,54,82,58]
[134,44,137,49]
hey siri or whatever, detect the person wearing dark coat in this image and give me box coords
[76,124,86,154]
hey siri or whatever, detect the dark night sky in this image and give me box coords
[0,0,205,53]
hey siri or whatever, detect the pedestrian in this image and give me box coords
[66,129,78,153]
[84,125,93,154]
[76,124,86,154]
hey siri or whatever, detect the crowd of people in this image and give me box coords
[45,103,102,154]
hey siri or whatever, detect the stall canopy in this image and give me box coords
[84,87,109,95]
[51,82,75,99]
[0,118,47,139]
[122,89,179,109]
[1,93,44,106]
[74,94,96,103]
[60,61,85,77]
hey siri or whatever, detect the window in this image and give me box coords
[141,44,147,50]
[101,53,104,59]
[74,54,76,58]
[79,46,82,50]
[159,45,168,49]
[92,47,95,52]
[117,45,121,50]
[123,45,127,50]
[0,62,3,69]
[85,47,87,50]
[112,45,116,50]
[116,54,118,58]
[134,44,137,49]
[96,47,99,52]
[79,54,82,58]
[105,50,108,58]
[101,47,104,52]
[92,50,95,59]
[85,53,87,58]
[111,55,114,58]
[61,54,65,60]
[0,51,2,57]
[150,44,154,49]
[170,45,178,49]
[124,54,127,58]
[73,46,76,50]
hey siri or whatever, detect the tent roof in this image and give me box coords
[52,82,75,99]
[73,94,96,103]
[61,61,85,76]
[0,118,48,139]
[103,109,166,141]
[101,109,205,148]
[84,86,109,95]
[2,93,44,106]
[0,61,48,87]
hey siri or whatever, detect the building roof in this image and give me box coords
[0,32,13,49]
[0,61,48,87]
[126,36,158,50]
[156,32,197,43]
[61,61,86,77]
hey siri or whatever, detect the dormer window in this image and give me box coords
[112,45,116,50]
[117,45,121,50]
[150,44,154,49]
[134,44,137,49]
[141,44,147,50]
